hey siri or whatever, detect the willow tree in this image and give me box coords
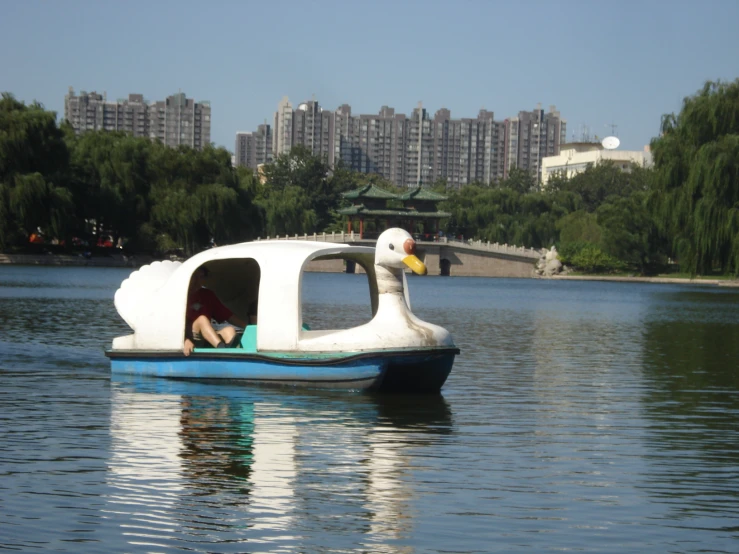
[0,94,72,248]
[146,145,248,254]
[67,131,155,241]
[150,186,201,254]
[0,94,69,181]
[9,173,74,240]
[261,145,353,233]
[257,185,318,237]
[441,180,581,248]
[650,79,739,275]
[195,182,239,241]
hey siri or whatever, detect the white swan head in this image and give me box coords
[375,228,427,275]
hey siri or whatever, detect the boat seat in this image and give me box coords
[240,325,258,353]
[227,330,243,348]
[238,323,310,353]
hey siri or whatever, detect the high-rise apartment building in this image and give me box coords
[148,93,211,149]
[432,108,506,189]
[235,124,273,169]
[403,103,435,187]
[64,88,211,150]
[244,96,565,187]
[64,89,107,134]
[115,94,149,137]
[292,100,332,159]
[64,88,149,137]
[503,105,566,180]
[330,104,353,169]
[330,104,408,184]
[273,96,294,156]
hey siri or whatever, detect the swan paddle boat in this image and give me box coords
[105,228,459,392]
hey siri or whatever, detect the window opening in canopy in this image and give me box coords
[198,258,261,323]
[301,255,375,331]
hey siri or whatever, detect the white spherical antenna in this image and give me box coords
[602,136,620,150]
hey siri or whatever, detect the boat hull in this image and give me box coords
[106,348,458,392]
[380,351,457,393]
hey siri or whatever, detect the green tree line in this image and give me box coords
[1,79,737,275]
[0,92,356,255]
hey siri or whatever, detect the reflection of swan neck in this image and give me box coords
[375,265,403,295]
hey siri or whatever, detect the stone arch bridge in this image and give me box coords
[257,232,542,278]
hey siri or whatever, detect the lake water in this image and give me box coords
[1,266,738,553]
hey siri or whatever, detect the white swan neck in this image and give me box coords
[375,265,404,294]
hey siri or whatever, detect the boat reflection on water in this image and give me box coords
[107,381,186,512]
[106,376,453,547]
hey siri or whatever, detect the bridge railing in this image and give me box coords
[256,232,542,259]
[444,237,542,259]
[255,231,359,244]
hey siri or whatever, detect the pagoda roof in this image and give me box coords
[398,186,448,201]
[342,184,399,200]
[337,204,451,219]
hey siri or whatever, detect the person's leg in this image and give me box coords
[191,315,225,347]
[217,325,237,345]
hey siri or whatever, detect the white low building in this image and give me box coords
[541,142,653,186]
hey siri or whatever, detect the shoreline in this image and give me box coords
[549,274,739,287]
[2,253,739,287]
[0,252,155,268]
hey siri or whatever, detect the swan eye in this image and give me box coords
[388,244,395,250]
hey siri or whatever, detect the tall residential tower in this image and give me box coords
[241,96,565,187]
[149,92,211,150]
[235,124,273,169]
[503,105,566,180]
[64,88,211,150]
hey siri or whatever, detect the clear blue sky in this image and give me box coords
[2,0,737,153]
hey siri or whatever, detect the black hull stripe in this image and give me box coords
[106,347,460,366]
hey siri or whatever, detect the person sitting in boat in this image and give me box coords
[183,267,247,355]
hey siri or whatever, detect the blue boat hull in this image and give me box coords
[106,348,458,392]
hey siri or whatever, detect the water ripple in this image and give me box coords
[1,270,739,552]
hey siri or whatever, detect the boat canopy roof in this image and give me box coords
[114,240,378,352]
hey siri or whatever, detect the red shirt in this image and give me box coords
[186,288,232,325]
